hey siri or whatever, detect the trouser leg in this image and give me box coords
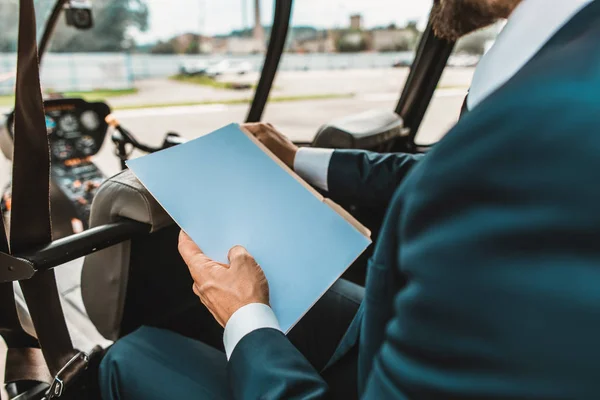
[288,278,363,371]
[99,326,231,400]
[100,279,363,400]
[140,272,364,370]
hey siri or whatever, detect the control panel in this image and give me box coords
[52,161,105,226]
[6,98,111,162]
[1,98,111,235]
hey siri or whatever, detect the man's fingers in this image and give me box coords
[178,231,214,267]
[241,123,262,135]
[227,245,250,263]
[178,230,202,258]
[192,283,200,297]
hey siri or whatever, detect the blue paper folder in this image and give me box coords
[127,124,371,333]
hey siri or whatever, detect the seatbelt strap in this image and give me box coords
[0,0,90,393]
[0,216,22,341]
[4,348,52,384]
[11,0,77,372]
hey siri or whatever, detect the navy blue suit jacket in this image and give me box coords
[229,3,600,398]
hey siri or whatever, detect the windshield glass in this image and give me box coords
[5,0,276,178]
[1,0,501,161]
[0,0,55,96]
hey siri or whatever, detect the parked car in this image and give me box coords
[392,58,413,68]
[205,59,253,77]
[179,60,210,76]
[179,59,253,77]
[447,54,481,68]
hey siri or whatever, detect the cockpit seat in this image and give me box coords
[312,109,406,150]
[81,169,176,341]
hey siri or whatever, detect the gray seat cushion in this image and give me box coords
[81,169,173,340]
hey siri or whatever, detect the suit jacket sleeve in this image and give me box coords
[359,85,600,397]
[227,328,328,399]
[327,150,424,210]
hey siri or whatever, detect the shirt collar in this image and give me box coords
[467,0,593,110]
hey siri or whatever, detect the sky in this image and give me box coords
[135,0,434,43]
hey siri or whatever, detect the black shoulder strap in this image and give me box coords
[0,0,87,390]
[11,0,77,375]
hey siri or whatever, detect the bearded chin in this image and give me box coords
[430,0,503,41]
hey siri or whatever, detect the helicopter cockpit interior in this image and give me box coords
[0,0,502,397]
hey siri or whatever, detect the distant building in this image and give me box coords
[252,0,266,51]
[226,37,265,54]
[175,33,214,53]
[294,34,336,53]
[343,32,364,46]
[371,29,416,52]
[334,30,368,53]
[151,33,213,54]
[211,38,229,54]
[350,14,362,30]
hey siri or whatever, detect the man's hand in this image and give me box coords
[178,231,270,327]
[242,122,298,169]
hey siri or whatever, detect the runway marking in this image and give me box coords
[114,103,229,118]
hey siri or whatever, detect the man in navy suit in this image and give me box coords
[100,0,600,398]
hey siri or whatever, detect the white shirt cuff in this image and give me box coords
[223,303,281,359]
[293,148,334,192]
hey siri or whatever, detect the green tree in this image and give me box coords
[185,38,201,55]
[336,35,367,53]
[405,20,420,35]
[0,1,19,52]
[49,0,150,52]
[150,40,177,54]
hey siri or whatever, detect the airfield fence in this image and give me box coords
[0,51,414,95]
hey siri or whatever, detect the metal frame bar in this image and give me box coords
[38,0,68,61]
[394,20,455,151]
[0,220,150,282]
[246,0,293,122]
[11,383,49,400]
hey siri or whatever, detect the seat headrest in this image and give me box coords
[89,169,172,231]
[312,109,405,149]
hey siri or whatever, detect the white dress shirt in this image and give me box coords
[467,0,592,109]
[222,0,593,360]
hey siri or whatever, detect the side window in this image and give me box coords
[414,22,503,146]
[40,0,274,178]
[262,0,433,143]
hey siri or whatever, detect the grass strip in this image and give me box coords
[0,88,138,107]
[113,93,355,111]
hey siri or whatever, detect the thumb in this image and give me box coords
[227,245,251,266]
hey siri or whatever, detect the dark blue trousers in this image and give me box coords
[99,279,363,399]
